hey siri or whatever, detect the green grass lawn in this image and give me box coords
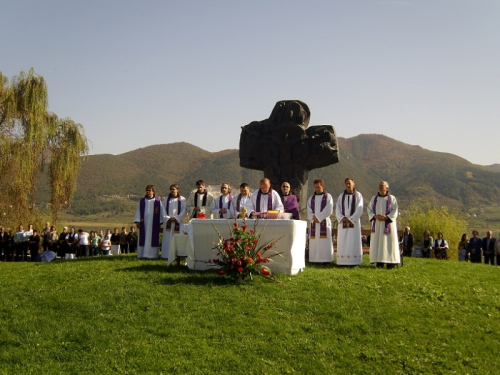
[1,255,499,374]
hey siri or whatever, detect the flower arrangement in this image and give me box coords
[209,219,284,282]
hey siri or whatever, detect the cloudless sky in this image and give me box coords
[1,0,499,165]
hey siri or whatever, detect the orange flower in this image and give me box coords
[247,257,253,263]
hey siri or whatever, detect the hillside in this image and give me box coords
[37,135,500,215]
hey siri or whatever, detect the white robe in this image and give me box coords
[232,193,254,218]
[250,190,284,214]
[335,191,364,265]
[134,197,163,259]
[211,194,235,219]
[161,195,187,259]
[186,190,214,219]
[367,194,400,264]
[307,192,334,262]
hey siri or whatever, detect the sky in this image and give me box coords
[1,0,499,165]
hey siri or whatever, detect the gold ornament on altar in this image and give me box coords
[240,206,247,221]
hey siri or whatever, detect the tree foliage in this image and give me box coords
[399,200,468,261]
[0,69,88,227]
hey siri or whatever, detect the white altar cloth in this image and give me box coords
[186,219,306,275]
[167,233,191,266]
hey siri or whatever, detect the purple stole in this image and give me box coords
[280,194,300,220]
[341,190,356,217]
[256,189,273,212]
[218,195,232,218]
[371,194,391,234]
[341,190,356,229]
[166,195,182,233]
[310,192,328,239]
[139,197,161,247]
[193,190,207,218]
[236,195,242,212]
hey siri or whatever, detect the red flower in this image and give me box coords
[237,260,242,266]
[232,258,237,262]
[217,270,225,275]
[212,258,218,263]
[245,246,250,250]
[253,240,258,245]
[242,225,247,231]
[260,268,269,275]
[256,252,262,258]
[238,267,244,273]
[234,222,238,228]
[250,230,254,234]
[247,257,253,263]
[263,259,268,263]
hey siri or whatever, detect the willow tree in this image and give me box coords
[0,69,88,227]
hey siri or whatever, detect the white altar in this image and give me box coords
[185,219,307,275]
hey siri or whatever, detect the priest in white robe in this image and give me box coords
[335,178,364,266]
[161,184,187,260]
[307,178,334,263]
[233,183,253,218]
[186,180,214,219]
[211,183,236,219]
[134,185,163,259]
[367,181,400,268]
[250,178,284,218]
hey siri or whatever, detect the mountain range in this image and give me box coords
[44,134,499,215]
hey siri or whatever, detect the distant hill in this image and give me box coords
[485,164,500,172]
[38,135,500,215]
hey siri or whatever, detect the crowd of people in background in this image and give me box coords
[0,223,138,261]
[399,226,500,264]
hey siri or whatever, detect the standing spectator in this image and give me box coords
[421,230,433,259]
[78,229,90,257]
[432,232,449,259]
[495,233,500,266]
[119,227,129,254]
[400,227,414,257]
[13,225,26,262]
[41,222,51,252]
[110,228,121,255]
[58,227,69,259]
[90,231,101,256]
[458,242,467,262]
[66,227,79,259]
[306,178,334,264]
[367,181,400,269]
[468,230,482,263]
[459,233,469,261]
[482,230,496,265]
[22,224,34,261]
[4,230,14,261]
[101,234,111,255]
[28,229,41,261]
[48,226,58,253]
[127,226,138,253]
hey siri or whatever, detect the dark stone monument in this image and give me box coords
[239,100,339,212]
